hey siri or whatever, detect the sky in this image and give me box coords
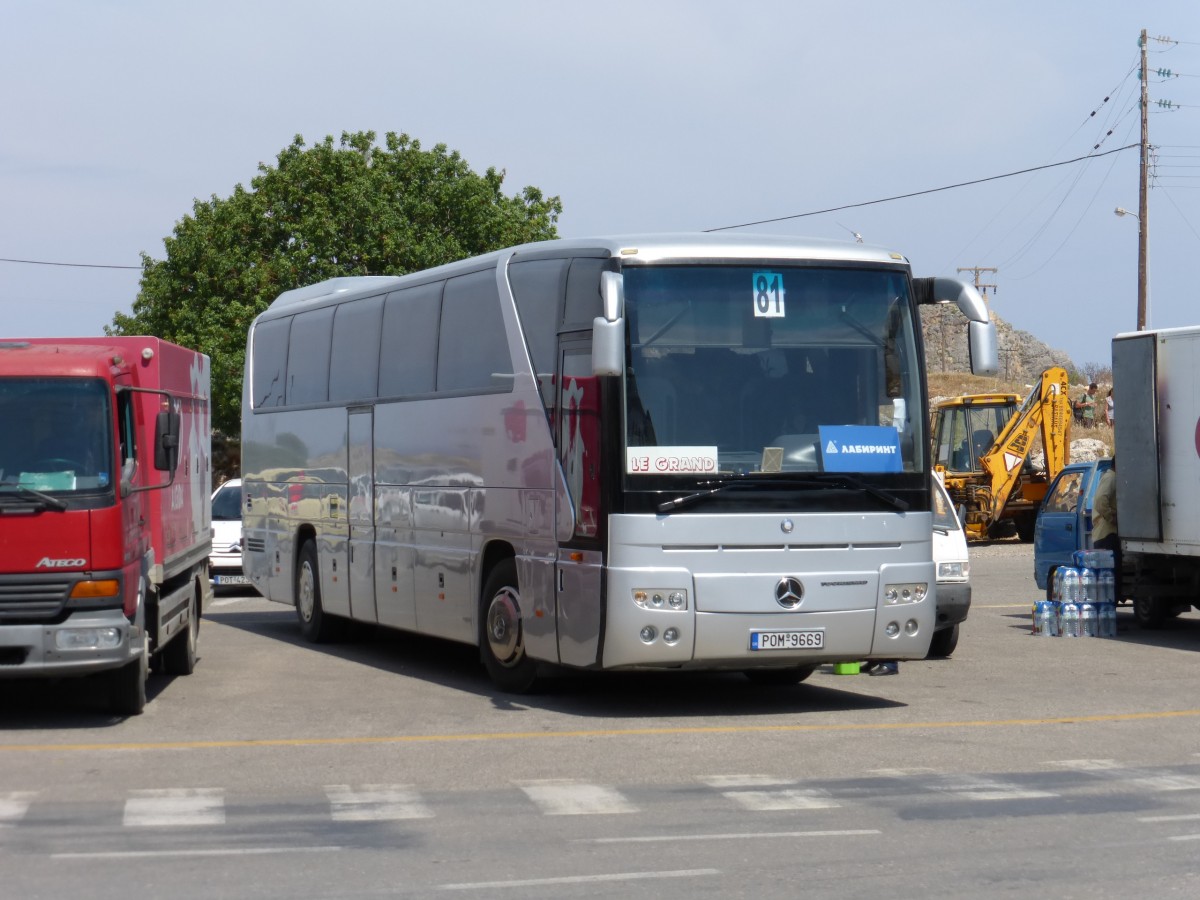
[2,1,1198,371]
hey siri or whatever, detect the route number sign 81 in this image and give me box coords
[752,271,785,318]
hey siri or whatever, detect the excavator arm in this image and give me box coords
[978,366,1072,528]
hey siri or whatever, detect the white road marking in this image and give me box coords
[53,846,342,859]
[700,774,839,810]
[583,829,879,844]
[1168,833,1200,842]
[325,784,432,821]
[1139,813,1200,823]
[123,788,225,827]
[1052,759,1200,792]
[924,774,1056,801]
[517,780,637,815]
[209,597,252,607]
[439,869,719,890]
[0,791,36,826]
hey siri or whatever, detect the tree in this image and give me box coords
[110,131,562,436]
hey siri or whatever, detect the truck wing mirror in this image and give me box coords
[155,409,181,472]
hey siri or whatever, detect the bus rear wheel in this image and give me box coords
[480,559,539,693]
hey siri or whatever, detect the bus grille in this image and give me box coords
[0,579,71,622]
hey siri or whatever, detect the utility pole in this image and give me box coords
[956,266,997,300]
[1137,28,1150,330]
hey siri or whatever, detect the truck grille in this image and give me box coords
[0,578,71,622]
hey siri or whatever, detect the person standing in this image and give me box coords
[1105,389,1114,427]
[1093,457,1120,600]
[1078,383,1099,428]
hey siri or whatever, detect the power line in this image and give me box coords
[0,256,140,271]
[704,144,1138,232]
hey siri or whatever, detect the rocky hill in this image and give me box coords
[919,303,1074,382]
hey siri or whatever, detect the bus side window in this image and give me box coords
[286,306,335,405]
[439,270,512,393]
[379,282,441,397]
[509,258,569,412]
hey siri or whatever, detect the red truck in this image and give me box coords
[0,337,212,715]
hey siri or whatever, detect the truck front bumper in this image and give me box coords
[0,609,142,678]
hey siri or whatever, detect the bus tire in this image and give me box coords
[161,582,199,675]
[296,540,345,643]
[480,559,540,694]
[743,665,817,686]
[109,634,148,716]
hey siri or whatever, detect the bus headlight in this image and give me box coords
[883,582,928,605]
[633,589,688,611]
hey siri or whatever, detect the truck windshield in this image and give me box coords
[0,377,114,493]
[622,264,924,484]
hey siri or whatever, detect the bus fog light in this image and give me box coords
[55,627,121,650]
[640,625,657,643]
[663,627,680,644]
[905,619,919,636]
[885,621,900,638]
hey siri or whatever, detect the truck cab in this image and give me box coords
[1032,458,1110,598]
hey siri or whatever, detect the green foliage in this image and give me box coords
[110,131,562,436]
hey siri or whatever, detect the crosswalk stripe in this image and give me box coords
[700,775,839,811]
[0,791,36,826]
[922,774,1056,801]
[1052,759,1200,792]
[325,784,432,821]
[517,780,637,815]
[123,789,225,827]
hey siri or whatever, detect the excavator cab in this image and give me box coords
[932,395,1019,474]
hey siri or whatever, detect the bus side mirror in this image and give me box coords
[155,409,181,472]
[968,320,999,377]
[592,318,624,376]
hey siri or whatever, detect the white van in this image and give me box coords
[210,478,247,588]
[930,475,971,657]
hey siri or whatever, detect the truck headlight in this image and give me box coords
[55,627,122,650]
[937,561,969,581]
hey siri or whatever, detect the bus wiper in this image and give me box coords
[808,473,909,512]
[657,475,908,513]
[0,486,69,512]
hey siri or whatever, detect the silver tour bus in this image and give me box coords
[241,234,997,691]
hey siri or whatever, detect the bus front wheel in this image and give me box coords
[295,540,345,643]
[480,559,540,694]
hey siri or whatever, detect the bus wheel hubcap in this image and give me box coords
[487,588,522,666]
[299,564,315,621]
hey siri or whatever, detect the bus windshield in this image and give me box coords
[622,264,924,481]
[0,377,114,493]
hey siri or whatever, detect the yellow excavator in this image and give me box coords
[930,367,1072,541]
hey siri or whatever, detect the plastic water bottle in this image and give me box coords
[1097,569,1116,606]
[1035,601,1058,637]
[1060,568,1081,605]
[1062,600,1080,637]
[1099,601,1118,638]
[1080,601,1098,637]
[1079,568,1097,606]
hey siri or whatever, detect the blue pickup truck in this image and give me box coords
[1032,458,1111,601]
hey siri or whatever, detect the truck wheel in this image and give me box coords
[927,624,960,658]
[743,665,817,685]
[295,540,345,643]
[161,583,199,675]
[109,634,148,716]
[1015,514,1037,543]
[480,559,540,693]
[1133,596,1169,629]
